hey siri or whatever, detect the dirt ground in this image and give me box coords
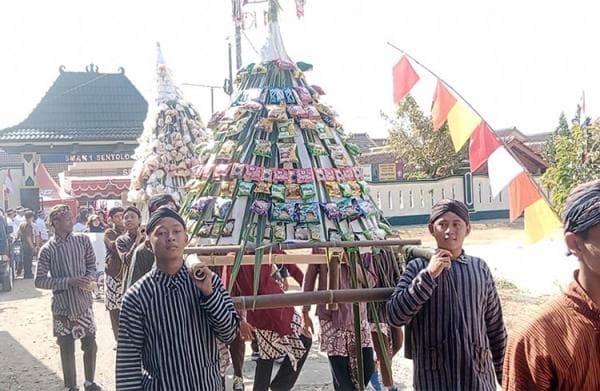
[0,221,557,391]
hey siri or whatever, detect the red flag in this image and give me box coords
[392,55,419,104]
[469,122,501,172]
[431,79,457,129]
[509,172,541,221]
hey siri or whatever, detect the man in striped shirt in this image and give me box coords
[35,204,102,391]
[503,180,600,390]
[116,207,239,390]
[386,199,507,390]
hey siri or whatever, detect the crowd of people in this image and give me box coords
[6,179,597,390]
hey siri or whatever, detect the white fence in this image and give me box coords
[368,175,512,225]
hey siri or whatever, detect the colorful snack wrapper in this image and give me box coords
[191,196,216,213]
[214,197,233,220]
[294,86,313,104]
[277,143,299,164]
[314,168,326,182]
[358,180,369,195]
[309,225,321,241]
[213,164,231,181]
[299,118,316,130]
[349,181,362,197]
[261,168,273,182]
[357,199,377,217]
[266,104,288,120]
[294,225,309,241]
[250,200,271,216]
[298,202,320,224]
[304,105,321,121]
[341,167,356,181]
[272,202,295,223]
[286,183,301,199]
[345,142,362,156]
[323,168,337,182]
[230,163,245,179]
[338,198,360,220]
[273,168,290,183]
[219,181,235,197]
[334,169,344,182]
[254,182,272,194]
[198,221,214,238]
[243,165,263,182]
[283,87,297,104]
[237,181,254,196]
[256,118,274,133]
[295,168,314,184]
[310,85,326,95]
[307,142,327,157]
[217,140,237,161]
[321,202,341,221]
[273,223,286,241]
[271,183,286,202]
[339,182,352,198]
[287,105,307,119]
[325,181,342,198]
[269,88,285,104]
[329,144,349,166]
[253,139,272,158]
[300,183,316,200]
[277,120,297,139]
[354,167,364,180]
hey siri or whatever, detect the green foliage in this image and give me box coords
[543,112,570,164]
[541,122,600,212]
[383,95,468,179]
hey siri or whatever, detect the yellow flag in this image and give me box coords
[524,198,562,243]
[446,101,482,151]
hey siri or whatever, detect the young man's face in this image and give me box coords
[429,211,470,254]
[111,212,124,228]
[123,211,141,231]
[567,224,600,276]
[53,211,74,235]
[148,217,188,263]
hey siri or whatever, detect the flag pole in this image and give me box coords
[386,41,557,214]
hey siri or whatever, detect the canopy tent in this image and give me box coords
[36,162,78,211]
[63,175,130,199]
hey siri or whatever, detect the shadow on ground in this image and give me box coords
[0,330,64,390]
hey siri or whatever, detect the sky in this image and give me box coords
[1,0,599,139]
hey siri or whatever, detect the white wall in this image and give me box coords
[369,175,509,218]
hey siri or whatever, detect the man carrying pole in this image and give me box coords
[386,199,507,390]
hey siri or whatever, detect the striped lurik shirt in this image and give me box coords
[503,272,600,390]
[116,264,240,390]
[34,233,96,317]
[386,253,507,391]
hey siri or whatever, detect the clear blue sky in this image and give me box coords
[0,0,597,138]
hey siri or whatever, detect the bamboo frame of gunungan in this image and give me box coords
[184,239,422,255]
[232,288,395,310]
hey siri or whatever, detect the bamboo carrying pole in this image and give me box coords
[232,288,395,310]
[184,238,422,255]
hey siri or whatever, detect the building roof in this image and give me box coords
[357,151,398,165]
[348,132,378,152]
[0,64,148,143]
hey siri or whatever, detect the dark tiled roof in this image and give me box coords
[0,66,148,143]
[371,138,387,147]
[0,149,21,167]
[357,151,398,165]
[525,132,552,142]
[348,132,377,152]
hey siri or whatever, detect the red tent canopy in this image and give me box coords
[36,163,78,211]
[64,176,130,199]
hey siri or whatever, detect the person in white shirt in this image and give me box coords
[35,210,49,243]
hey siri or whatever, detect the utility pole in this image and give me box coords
[232,0,243,70]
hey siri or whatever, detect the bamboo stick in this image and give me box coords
[327,251,342,310]
[232,288,395,310]
[192,254,327,266]
[184,238,422,255]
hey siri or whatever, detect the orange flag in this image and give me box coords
[524,198,562,243]
[508,172,541,221]
[392,55,419,104]
[431,79,457,129]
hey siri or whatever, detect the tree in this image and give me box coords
[382,95,467,179]
[541,121,600,212]
[543,112,570,164]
